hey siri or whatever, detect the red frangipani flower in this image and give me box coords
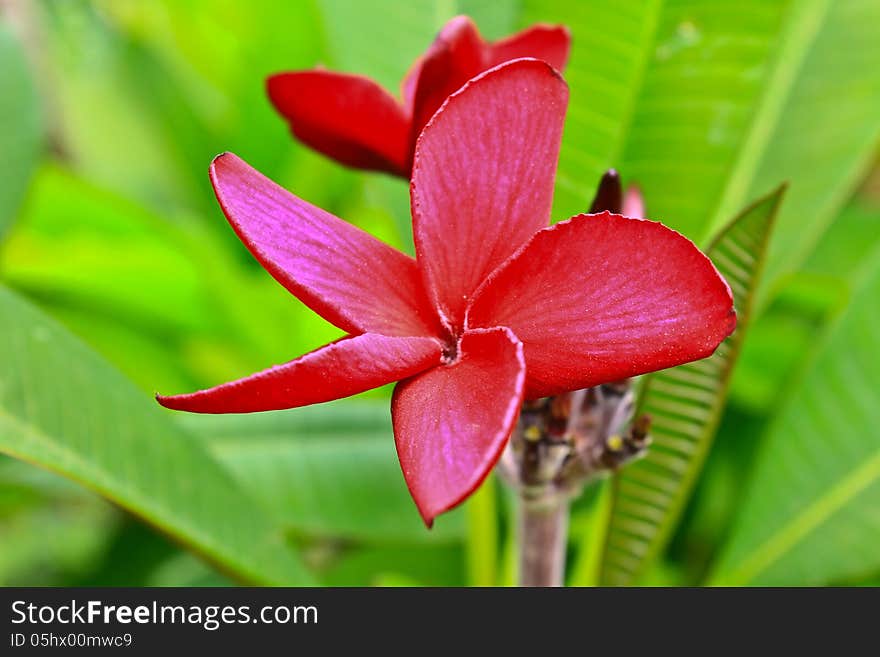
[158,59,735,526]
[266,15,570,177]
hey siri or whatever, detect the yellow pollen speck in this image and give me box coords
[607,435,624,452]
[524,426,542,442]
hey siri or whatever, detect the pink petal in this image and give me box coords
[411,59,568,331]
[392,328,525,526]
[488,24,571,72]
[157,334,442,413]
[267,70,410,176]
[403,16,484,134]
[467,212,736,398]
[623,185,645,219]
[210,153,439,338]
[404,17,572,138]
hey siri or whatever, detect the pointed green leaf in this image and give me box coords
[709,244,880,585]
[599,186,786,585]
[0,285,312,585]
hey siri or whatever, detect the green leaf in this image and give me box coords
[1,164,343,390]
[147,553,233,587]
[518,0,665,220]
[727,286,839,414]
[317,0,443,89]
[38,0,329,217]
[0,499,115,586]
[0,285,312,585]
[520,0,880,299]
[1,165,214,335]
[709,245,880,585]
[732,0,880,301]
[69,517,180,587]
[0,456,117,586]
[0,25,42,236]
[568,479,614,586]
[521,0,790,228]
[599,185,786,585]
[103,0,331,194]
[801,201,880,283]
[464,476,499,586]
[322,544,465,586]
[185,404,466,543]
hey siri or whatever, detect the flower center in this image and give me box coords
[440,330,460,364]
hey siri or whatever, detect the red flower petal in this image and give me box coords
[411,59,568,331]
[211,153,439,338]
[404,16,485,137]
[404,17,572,139]
[467,212,736,398]
[267,71,410,176]
[157,334,442,413]
[392,328,525,526]
[488,24,571,72]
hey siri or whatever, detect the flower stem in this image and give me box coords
[518,494,569,587]
[501,385,648,586]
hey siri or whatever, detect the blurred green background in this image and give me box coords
[0,0,878,586]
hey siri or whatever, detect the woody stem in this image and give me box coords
[518,493,569,587]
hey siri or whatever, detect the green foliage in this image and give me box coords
[0,456,116,586]
[182,404,466,543]
[520,0,880,297]
[0,164,342,393]
[710,246,880,585]
[740,0,880,302]
[599,186,786,585]
[0,25,42,236]
[464,477,500,586]
[322,544,465,586]
[0,286,311,585]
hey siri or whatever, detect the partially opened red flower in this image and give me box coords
[159,59,735,526]
[266,15,570,177]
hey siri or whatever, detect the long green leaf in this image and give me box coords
[520,0,880,297]
[0,164,343,391]
[0,456,116,586]
[186,404,466,544]
[521,0,790,227]
[599,186,786,585]
[728,0,880,301]
[0,286,312,585]
[709,244,880,585]
[518,0,665,221]
[0,25,42,236]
